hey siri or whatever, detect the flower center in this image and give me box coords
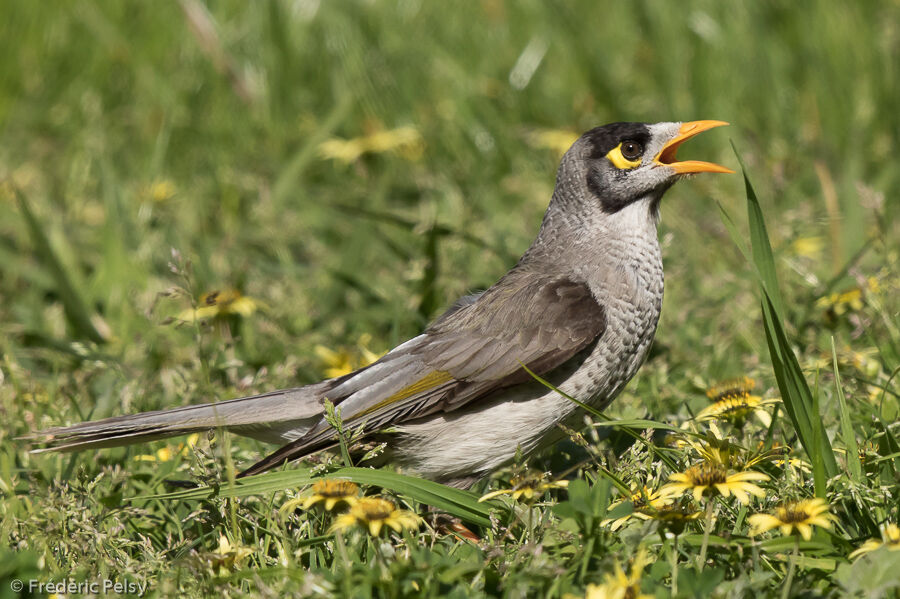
[776,505,811,523]
[706,377,756,401]
[357,498,395,521]
[314,480,358,498]
[686,463,728,486]
[716,396,758,416]
[511,473,543,491]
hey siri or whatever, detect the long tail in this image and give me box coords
[25,383,330,453]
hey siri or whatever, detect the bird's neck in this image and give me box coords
[523,192,662,272]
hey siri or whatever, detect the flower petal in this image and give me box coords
[748,514,781,535]
[729,471,770,482]
[329,515,357,534]
[369,520,383,536]
[302,495,322,510]
[693,486,705,503]
[730,486,750,505]
[478,489,512,502]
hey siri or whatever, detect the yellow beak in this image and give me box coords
[655,120,734,174]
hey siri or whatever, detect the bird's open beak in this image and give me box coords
[655,120,734,174]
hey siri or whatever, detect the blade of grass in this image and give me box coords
[15,189,107,344]
[832,337,863,484]
[732,143,786,321]
[520,363,679,470]
[141,467,497,527]
[810,371,827,498]
[726,145,838,488]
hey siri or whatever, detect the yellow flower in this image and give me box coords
[134,433,200,463]
[584,549,652,599]
[791,236,824,259]
[857,440,881,469]
[706,376,756,401]
[660,462,769,504]
[648,503,704,535]
[602,486,673,531]
[816,287,865,317]
[696,394,780,427]
[748,498,836,541]
[528,128,580,156]
[176,289,260,323]
[682,435,775,472]
[773,456,812,474]
[314,334,384,378]
[479,471,569,503]
[144,179,177,203]
[329,497,421,537]
[319,125,423,163]
[208,534,254,571]
[280,479,359,513]
[849,523,900,559]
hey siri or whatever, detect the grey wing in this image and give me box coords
[239,271,606,476]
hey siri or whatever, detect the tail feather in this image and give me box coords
[26,383,329,453]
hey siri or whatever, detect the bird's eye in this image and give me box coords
[620,141,643,160]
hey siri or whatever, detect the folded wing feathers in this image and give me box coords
[28,273,606,476]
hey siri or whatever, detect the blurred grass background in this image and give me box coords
[0,0,898,594]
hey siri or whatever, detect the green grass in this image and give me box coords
[2,1,899,597]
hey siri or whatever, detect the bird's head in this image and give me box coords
[555,120,733,219]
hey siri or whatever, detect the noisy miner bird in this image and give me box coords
[30,120,733,488]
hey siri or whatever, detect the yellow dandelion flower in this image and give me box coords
[329,497,421,537]
[479,471,569,503]
[849,523,900,559]
[660,462,769,504]
[319,125,423,163]
[748,498,836,541]
[280,479,359,513]
[790,236,824,259]
[696,394,780,427]
[208,534,253,571]
[857,440,880,470]
[528,128,580,156]
[816,287,865,317]
[706,376,756,401]
[314,334,385,378]
[134,433,200,463]
[145,179,177,203]
[736,442,812,474]
[313,345,354,378]
[663,433,690,449]
[176,289,260,323]
[649,503,704,535]
[584,548,652,599]
[773,456,812,474]
[866,276,880,294]
[682,436,741,470]
[601,486,673,531]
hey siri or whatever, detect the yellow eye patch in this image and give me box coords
[605,143,642,170]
